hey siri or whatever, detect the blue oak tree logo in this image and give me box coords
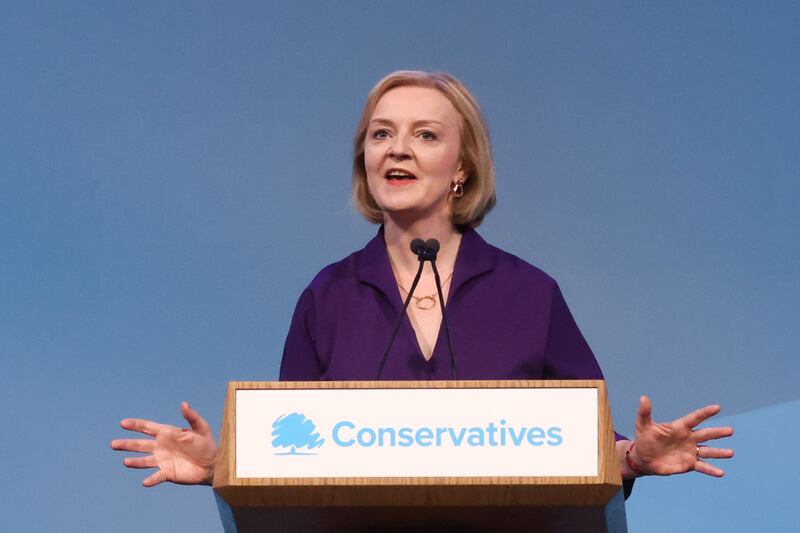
[271,412,325,455]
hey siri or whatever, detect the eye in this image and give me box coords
[419,130,437,141]
[371,129,390,140]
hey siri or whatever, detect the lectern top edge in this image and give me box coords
[227,379,607,391]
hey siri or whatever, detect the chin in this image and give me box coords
[372,194,421,214]
[382,204,451,224]
[378,204,417,217]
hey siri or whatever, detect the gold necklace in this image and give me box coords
[396,271,454,311]
[386,247,454,311]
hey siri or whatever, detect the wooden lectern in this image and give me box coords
[213,380,627,532]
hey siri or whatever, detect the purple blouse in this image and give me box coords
[280,227,606,383]
[279,227,634,498]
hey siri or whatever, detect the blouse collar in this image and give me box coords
[356,225,497,310]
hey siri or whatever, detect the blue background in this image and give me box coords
[1,1,797,531]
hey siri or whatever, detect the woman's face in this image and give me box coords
[364,86,465,223]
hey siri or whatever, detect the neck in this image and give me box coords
[383,211,462,278]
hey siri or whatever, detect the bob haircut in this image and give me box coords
[352,71,496,229]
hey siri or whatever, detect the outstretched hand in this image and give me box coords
[111,402,217,487]
[629,395,734,477]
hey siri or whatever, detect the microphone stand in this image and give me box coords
[429,249,458,379]
[375,238,458,380]
[375,245,426,380]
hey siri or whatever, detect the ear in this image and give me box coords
[454,164,467,185]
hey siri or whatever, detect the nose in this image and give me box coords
[387,135,411,160]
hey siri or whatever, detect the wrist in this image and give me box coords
[625,441,644,477]
[204,466,215,486]
[201,447,218,486]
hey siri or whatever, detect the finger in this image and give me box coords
[110,438,155,453]
[143,470,168,487]
[120,418,165,437]
[181,401,210,435]
[697,446,734,460]
[635,395,652,433]
[124,455,158,469]
[693,426,734,443]
[693,460,725,477]
[680,404,721,428]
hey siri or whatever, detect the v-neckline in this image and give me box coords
[355,226,497,368]
[401,285,448,363]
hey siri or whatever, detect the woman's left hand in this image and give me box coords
[627,395,734,477]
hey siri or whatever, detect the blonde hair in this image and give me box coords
[352,71,496,229]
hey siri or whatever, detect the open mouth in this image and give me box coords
[384,169,418,181]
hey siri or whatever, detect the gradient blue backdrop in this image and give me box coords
[1,1,797,531]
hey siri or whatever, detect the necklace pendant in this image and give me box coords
[415,295,436,311]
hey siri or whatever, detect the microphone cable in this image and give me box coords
[375,239,427,380]
[426,239,458,379]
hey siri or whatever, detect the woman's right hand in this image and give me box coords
[111,402,218,487]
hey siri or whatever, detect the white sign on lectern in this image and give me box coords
[236,387,598,478]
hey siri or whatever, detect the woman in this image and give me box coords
[112,71,733,491]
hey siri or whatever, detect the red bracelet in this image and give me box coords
[625,441,642,476]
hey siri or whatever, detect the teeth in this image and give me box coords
[387,170,414,178]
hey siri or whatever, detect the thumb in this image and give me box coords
[635,395,653,434]
[181,401,210,435]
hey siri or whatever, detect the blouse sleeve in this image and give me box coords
[543,282,635,498]
[542,282,603,380]
[279,288,323,380]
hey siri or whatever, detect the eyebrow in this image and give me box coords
[368,118,445,128]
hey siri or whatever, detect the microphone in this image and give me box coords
[375,239,428,379]
[410,238,426,257]
[422,239,439,260]
[425,239,458,379]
